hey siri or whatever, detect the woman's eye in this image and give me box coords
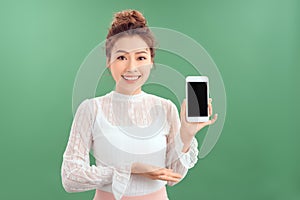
[117,56,126,60]
[138,56,147,60]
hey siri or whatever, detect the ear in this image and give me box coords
[106,58,110,68]
[150,60,154,69]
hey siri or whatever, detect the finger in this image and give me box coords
[152,168,173,176]
[160,175,180,182]
[200,113,218,127]
[207,113,218,125]
[208,98,213,116]
[210,113,218,124]
[208,103,212,116]
[157,169,182,179]
[167,172,182,179]
[147,168,182,182]
[158,174,181,182]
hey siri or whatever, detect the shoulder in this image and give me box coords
[144,93,178,112]
[76,92,112,114]
[91,91,112,101]
[144,92,168,102]
[87,91,113,106]
[145,94,181,127]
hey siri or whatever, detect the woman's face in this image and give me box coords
[108,35,153,95]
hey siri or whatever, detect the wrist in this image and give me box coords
[180,128,194,142]
[180,128,194,153]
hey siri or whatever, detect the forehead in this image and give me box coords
[111,36,149,53]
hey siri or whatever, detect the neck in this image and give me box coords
[115,86,142,95]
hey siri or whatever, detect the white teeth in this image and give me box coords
[123,76,140,81]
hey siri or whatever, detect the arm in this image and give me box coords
[166,98,218,186]
[61,99,112,192]
[61,99,130,199]
[165,100,199,186]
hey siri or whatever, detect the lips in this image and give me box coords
[121,75,142,81]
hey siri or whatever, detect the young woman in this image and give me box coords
[61,10,217,200]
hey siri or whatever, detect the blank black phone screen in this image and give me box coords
[187,82,208,117]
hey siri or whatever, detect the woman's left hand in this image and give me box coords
[131,162,182,182]
[180,98,218,139]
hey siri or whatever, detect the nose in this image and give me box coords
[126,55,138,72]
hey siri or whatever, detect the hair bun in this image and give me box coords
[106,10,156,61]
[112,10,147,29]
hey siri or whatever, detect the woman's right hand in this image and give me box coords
[131,162,182,182]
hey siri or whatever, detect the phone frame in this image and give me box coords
[186,76,209,122]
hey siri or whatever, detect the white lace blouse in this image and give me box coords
[61,91,199,200]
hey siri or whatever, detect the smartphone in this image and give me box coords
[186,76,209,122]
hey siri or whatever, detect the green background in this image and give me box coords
[0,0,299,199]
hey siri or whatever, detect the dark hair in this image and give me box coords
[105,10,156,61]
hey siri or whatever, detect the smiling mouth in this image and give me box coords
[121,75,142,81]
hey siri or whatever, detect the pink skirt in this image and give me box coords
[93,186,169,200]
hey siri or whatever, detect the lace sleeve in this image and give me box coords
[61,99,131,199]
[61,99,113,192]
[165,100,199,186]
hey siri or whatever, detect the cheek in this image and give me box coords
[139,64,152,76]
[110,64,124,81]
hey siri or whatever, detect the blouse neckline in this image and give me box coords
[111,90,146,100]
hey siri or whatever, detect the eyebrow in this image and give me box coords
[114,49,148,54]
